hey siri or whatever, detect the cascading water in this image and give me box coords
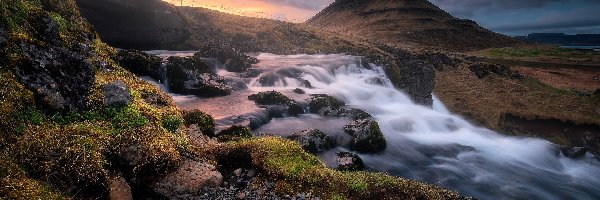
[246,53,600,200]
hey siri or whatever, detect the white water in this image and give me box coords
[246,54,600,199]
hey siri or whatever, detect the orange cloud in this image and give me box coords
[162,0,330,22]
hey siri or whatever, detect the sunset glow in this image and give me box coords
[162,0,332,22]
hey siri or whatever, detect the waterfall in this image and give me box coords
[247,53,600,200]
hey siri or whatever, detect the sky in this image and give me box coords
[163,0,600,36]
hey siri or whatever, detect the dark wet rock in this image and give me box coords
[115,49,163,81]
[248,91,292,105]
[422,52,459,71]
[301,79,313,88]
[265,105,288,119]
[560,147,589,159]
[166,56,232,96]
[344,118,387,153]
[103,81,131,107]
[336,152,364,171]
[198,42,258,72]
[218,125,254,142]
[166,54,233,97]
[289,129,336,154]
[293,88,306,94]
[14,41,94,112]
[393,60,435,106]
[287,103,305,116]
[152,161,223,197]
[594,89,600,96]
[256,72,280,87]
[583,132,600,156]
[184,109,216,137]
[308,94,345,114]
[225,77,248,91]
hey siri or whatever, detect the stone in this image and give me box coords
[308,94,345,114]
[560,147,588,159]
[166,55,233,97]
[103,81,132,107]
[198,42,258,72]
[248,91,292,105]
[217,125,253,142]
[152,161,223,197]
[336,152,365,171]
[108,175,133,200]
[288,129,336,154]
[293,88,306,94]
[344,118,387,153]
[115,49,163,81]
[391,60,435,106]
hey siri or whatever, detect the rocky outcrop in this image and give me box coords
[288,129,336,154]
[336,152,364,171]
[114,49,163,81]
[166,55,233,97]
[198,42,258,72]
[103,81,131,107]
[248,91,306,117]
[152,160,223,198]
[184,109,216,137]
[12,14,95,112]
[308,94,346,115]
[390,60,435,106]
[469,63,523,79]
[344,118,387,153]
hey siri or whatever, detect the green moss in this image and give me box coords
[216,137,461,200]
[248,91,292,105]
[184,109,215,136]
[217,125,254,142]
[162,115,183,133]
[309,94,345,113]
[0,157,65,199]
[105,106,149,134]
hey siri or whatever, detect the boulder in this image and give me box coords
[293,88,306,94]
[344,118,387,153]
[152,161,223,197]
[336,152,364,171]
[103,81,132,107]
[166,55,232,97]
[308,94,345,115]
[560,147,589,159]
[115,49,163,81]
[288,129,336,154]
[14,41,94,112]
[248,91,292,105]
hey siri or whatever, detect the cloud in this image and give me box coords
[431,0,568,17]
[262,0,331,10]
[492,7,600,31]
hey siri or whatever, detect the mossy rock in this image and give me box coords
[309,94,345,114]
[336,152,364,171]
[215,137,463,200]
[183,109,215,137]
[217,125,253,142]
[114,49,163,81]
[248,91,292,105]
[288,129,336,154]
[345,119,387,153]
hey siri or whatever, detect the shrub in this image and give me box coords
[183,109,215,136]
[217,125,253,142]
[162,115,182,133]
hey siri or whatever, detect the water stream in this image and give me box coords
[147,52,600,199]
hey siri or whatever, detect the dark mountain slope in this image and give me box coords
[307,0,524,52]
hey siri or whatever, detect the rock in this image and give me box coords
[468,63,512,79]
[344,118,387,153]
[198,42,258,72]
[593,76,599,81]
[217,125,254,142]
[293,88,306,94]
[308,94,345,114]
[560,147,588,159]
[152,161,223,197]
[336,152,364,171]
[115,49,163,81]
[0,27,7,47]
[594,89,600,96]
[103,81,132,107]
[108,175,133,200]
[288,129,336,154]
[141,91,170,107]
[14,41,94,112]
[248,91,292,105]
[287,103,305,116]
[166,55,232,97]
[390,60,435,106]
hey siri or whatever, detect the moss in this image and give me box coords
[162,114,183,133]
[248,91,293,105]
[184,109,215,136]
[309,94,345,113]
[217,125,254,142]
[0,157,65,199]
[0,71,35,147]
[215,137,462,200]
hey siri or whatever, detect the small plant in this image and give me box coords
[183,109,215,136]
[162,115,182,133]
[217,125,253,142]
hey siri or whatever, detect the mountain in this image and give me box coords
[307,0,523,52]
[516,33,600,46]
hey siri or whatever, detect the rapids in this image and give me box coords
[148,52,600,199]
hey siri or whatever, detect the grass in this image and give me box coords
[213,137,462,200]
[479,46,600,63]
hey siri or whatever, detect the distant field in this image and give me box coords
[476,46,600,65]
